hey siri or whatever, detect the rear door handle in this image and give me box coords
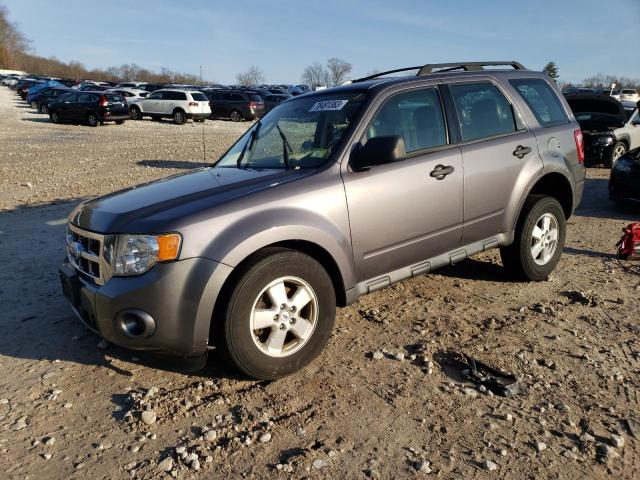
[430,164,455,180]
[513,145,532,159]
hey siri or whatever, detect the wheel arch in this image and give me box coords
[521,172,574,222]
[208,241,348,347]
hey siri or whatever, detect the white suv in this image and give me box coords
[129,89,211,124]
[620,89,640,103]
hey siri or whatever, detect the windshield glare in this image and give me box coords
[215,91,368,169]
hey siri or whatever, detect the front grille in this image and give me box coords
[67,224,107,285]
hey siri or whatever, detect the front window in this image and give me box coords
[215,91,368,169]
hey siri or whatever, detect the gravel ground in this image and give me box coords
[0,86,639,480]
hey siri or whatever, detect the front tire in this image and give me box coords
[215,248,336,380]
[500,195,566,281]
[41,104,49,114]
[129,106,142,120]
[49,111,60,124]
[606,141,627,168]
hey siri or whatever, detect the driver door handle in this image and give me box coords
[430,164,455,180]
[513,145,532,159]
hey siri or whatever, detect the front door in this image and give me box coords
[342,86,464,281]
[59,93,79,120]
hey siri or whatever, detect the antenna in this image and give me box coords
[200,65,206,164]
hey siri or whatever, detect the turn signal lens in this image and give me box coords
[157,234,181,261]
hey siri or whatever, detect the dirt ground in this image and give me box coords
[0,86,639,480]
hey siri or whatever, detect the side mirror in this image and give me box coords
[350,135,406,171]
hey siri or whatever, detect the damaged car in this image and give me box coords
[565,94,640,167]
[609,149,640,205]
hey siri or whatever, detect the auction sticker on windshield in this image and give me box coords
[309,100,349,112]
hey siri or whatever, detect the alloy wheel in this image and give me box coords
[531,213,559,266]
[250,276,318,357]
[612,144,626,162]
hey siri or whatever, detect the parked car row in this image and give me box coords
[3,72,310,125]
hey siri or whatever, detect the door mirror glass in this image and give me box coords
[350,136,406,171]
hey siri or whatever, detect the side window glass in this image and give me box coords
[147,91,161,100]
[78,94,93,103]
[364,88,448,153]
[450,82,517,142]
[509,78,568,127]
[65,94,78,103]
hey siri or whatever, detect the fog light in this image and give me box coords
[116,309,156,338]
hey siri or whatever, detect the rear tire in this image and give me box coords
[41,104,48,114]
[229,110,242,122]
[215,248,336,380]
[129,106,142,120]
[173,109,186,125]
[87,112,98,127]
[49,111,60,124]
[500,195,566,281]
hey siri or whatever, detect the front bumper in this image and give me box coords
[60,256,232,356]
[610,168,640,204]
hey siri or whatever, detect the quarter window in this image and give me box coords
[364,88,448,153]
[510,78,568,127]
[450,82,518,142]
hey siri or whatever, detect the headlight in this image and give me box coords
[592,136,614,146]
[105,233,181,276]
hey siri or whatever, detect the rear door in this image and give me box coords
[446,79,543,243]
[58,93,79,120]
[342,85,464,281]
[77,93,97,119]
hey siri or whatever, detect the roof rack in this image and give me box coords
[352,61,527,83]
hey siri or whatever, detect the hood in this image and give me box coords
[566,94,627,122]
[69,167,314,233]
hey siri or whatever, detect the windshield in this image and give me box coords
[215,91,368,169]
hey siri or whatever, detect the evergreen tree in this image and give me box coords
[543,61,559,82]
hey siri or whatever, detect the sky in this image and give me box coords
[3,0,639,84]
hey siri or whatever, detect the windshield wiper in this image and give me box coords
[276,124,293,168]
[236,121,261,168]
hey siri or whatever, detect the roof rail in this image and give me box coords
[418,61,526,75]
[352,61,526,83]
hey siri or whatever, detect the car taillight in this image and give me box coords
[573,129,584,165]
[249,101,263,109]
[189,102,198,107]
[99,96,108,107]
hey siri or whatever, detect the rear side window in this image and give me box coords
[450,82,517,142]
[78,93,97,103]
[510,78,568,127]
[106,94,124,103]
[190,92,207,101]
[365,87,448,153]
[166,91,187,100]
[248,94,262,102]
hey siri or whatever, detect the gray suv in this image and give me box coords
[60,62,585,379]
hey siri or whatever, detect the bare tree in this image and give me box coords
[302,62,328,88]
[326,57,352,86]
[236,66,265,86]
